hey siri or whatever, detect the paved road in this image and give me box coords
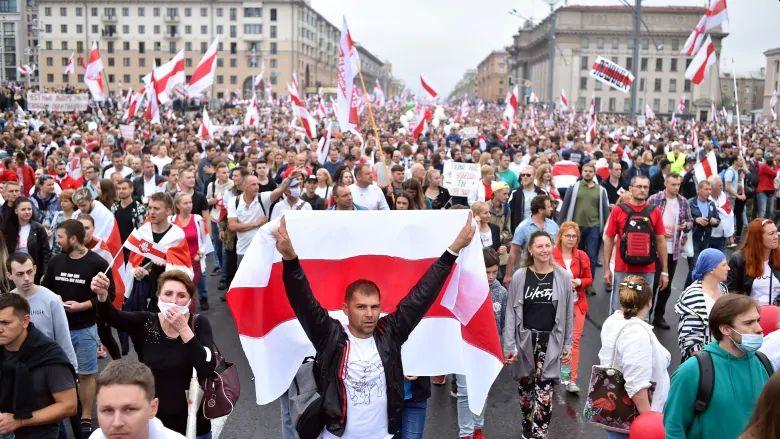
[200,257,691,439]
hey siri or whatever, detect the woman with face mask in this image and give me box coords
[675,248,730,360]
[91,270,216,438]
[171,192,214,312]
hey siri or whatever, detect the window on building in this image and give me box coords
[74,24,82,33]
[217,75,223,84]
[104,7,115,17]
[671,38,679,52]
[123,25,129,34]
[270,8,277,21]
[185,25,191,34]
[107,41,114,53]
[201,8,207,17]
[597,38,604,50]
[108,74,114,82]
[244,7,261,17]
[123,41,129,50]
[138,58,145,67]
[270,73,277,85]
[579,77,587,90]
[655,58,663,72]
[201,25,207,34]
[216,8,223,17]
[229,58,236,67]
[244,24,261,34]
[185,42,191,51]
[61,57,68,66]
[612,38,619,50]
[270,42,277,54]
[270,59,277,68]
[230,25,237,38]
[670,58,678,72]
[169,42,176,53]
[654,78,661,92]
[624,98,630,112]
[77,41,83,52]
[91,25,98,33]
[60,7,66,16]
[669,79,677,93]
[153,7,160,17]
[270,25,277,38]
[44,7,51,16]
[166,7,177,17]
[775,60,779,73]
[638,98,644,111]
[580,56,588,70]
[595,81,602,91]
[154,25,160,34]
[122,7,128,16]
[46,57,53,66]
[47,73,54,83]
[626,57,632,70]
[107,57,114,66]
[61,41,67,50]
[594,97,601,111]
[184,8,191,17]
[684,79,691,92]
[230,42,236,54]
[581,37,589,49]
[201,42,207,52]
[139,25,145,34]
[653,98,660,112]
[61,74,67,82]
[123,74,130,83]
[154,42,161,51]
[45,24,51,33]
[217,59,223,67]
[608,97,616,112]
[91,7,97,16]
[138,7,144,16]
[668,99,676,113]
[640,57,648,71]
[230,8,237,20]
[123,58,130,67]
[60,24,67,33]
[230,75,237,84]
[641,38,649,50]
[577,97,586,110]
[216,25,223,35]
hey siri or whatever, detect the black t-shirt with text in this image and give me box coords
[522,270,556,332]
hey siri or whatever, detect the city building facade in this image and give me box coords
[506,5,724,119]
[764,47,780,119]
[37,0,393,99]
[0,0,40,83]
[476,50,508,102]
[449,68,476,101]
[720,71,765,113]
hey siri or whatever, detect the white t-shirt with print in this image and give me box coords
[751,261,780,306]
[322,331,392,439]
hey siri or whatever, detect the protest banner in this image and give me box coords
[590,56,634,93]
[442,161,481,197]
[119,124,135,140]
[461,126,478,138]
[26,92,89,112]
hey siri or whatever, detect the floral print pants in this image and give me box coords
[517,334,554,439]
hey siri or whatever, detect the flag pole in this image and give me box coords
[731,57,743,153]
[357,70,390,186]
[103,244,124,274]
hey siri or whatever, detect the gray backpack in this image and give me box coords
[288,357,324,439]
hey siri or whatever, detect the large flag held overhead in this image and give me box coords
[685,35,716,85]
[64,52,75,75]
[288,82,318,140]
[198,108,213,140]
[694,149,718,183]
[336,17,360,132]
[420,75,438,100]
[501,85,519,137]
[84,42,106,101]
[373,79,386,107]
[703,0,728,31]
[681,15,707,56]
[186,38,219,97]
[18,64,35,75]
[226,210,503,413]
[153,50,186,105]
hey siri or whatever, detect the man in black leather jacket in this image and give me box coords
[273,214,475,438]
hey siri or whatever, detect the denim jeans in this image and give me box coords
[210,220,223,270]
[579,226,601,277]
[193,261,208,301]
[279,391,297,439]
[456,373,484,436]
[611,271,655,313]
[393,400,427,439]
[756,191,775,220]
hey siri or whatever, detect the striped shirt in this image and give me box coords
[674,280,728,360]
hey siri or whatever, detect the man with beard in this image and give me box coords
[54,160,81,190]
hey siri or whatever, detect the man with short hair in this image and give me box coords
[496,153,519,190]
[255,159,277,193]
[112,179,148,259]
[30,175,61,225]
[157,166,180,197]
[7,251,78,370]
[329,183,366,211]
[206,162,233,274]
[178,169,211,234]
[90,359,185,439]
[273,213,474,438]
[0,293,78,438]
[558,162,610,277]
[707,175,732,252]
[664,295,772,439]
[103,152,132,179]
[133,159,165,200]
[323,148,344,179]
[601,160,628,206]
[350,163,390,210]
[603,175,669,312]
[503,195,559,285]
[648,172,693,329]
[271,178,312,220]
[689,180,720,268]
[507,165,546,233]
[82,163,102,198]
[0,180,21,227]
[55,161,81,190]
[301,174,326,211]
[42,219,115,437]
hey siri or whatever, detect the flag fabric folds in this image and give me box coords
[64,52,75,75]
[685,36,716,85]
[420,75,438,100]
[84,42,106,101]
[124,222,193,297]
[336,17,360,132]
[186,39,219,97]
[226,210,503,414]
[78,200,125,308]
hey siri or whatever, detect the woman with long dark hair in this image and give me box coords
[727,218,780,305]
[402,178,430,210]
[98,178,117,208]
[2,196,50,282]
[503,231,574,439]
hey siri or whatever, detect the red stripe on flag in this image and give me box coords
[127,234,167,261]
[227,255,502,360]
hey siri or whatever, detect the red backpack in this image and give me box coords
[618,203,657,266]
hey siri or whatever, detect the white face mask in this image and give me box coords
[158,299,190,315]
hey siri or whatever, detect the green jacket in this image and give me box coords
[663,341,771,439]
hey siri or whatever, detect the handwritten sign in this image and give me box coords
[442,162,481,197]
[26,92,89,112]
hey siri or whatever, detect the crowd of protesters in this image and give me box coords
[0,78,780,439]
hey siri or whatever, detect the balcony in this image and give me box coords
[101,14,117,23]
[164,14,179,23]
[164,32,180,40]
[101,30,118,39]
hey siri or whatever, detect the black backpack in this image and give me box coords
[618,203,657,266]
[693,350,773,413]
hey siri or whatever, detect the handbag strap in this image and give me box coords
[610,322,646,369]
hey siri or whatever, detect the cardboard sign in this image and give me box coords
[442,161,481,197]
[26,92,89,112]
[590,56,634,94]
[636,115,646,128]
[119,124,135,140]
[461,126,478,138]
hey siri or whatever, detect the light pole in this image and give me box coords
[629,0,641,118]
[544,0,558,106]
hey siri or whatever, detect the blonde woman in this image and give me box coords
[535,164,560,206]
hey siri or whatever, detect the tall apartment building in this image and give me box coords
[0,0,40,82]
[720,71,765,113]
[476,51,508,102]
[449,69,476,101]
[37,0,393,99]
[506,5,725,119]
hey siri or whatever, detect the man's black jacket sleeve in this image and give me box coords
[282,258,341,352]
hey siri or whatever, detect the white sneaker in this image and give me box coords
[565,382,581,393]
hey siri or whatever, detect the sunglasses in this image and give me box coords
[521,174,533,177]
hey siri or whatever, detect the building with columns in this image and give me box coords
[36,0,393,99]
[764,47,780,120]
[506,4,725,119]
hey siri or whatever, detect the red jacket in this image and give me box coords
[17,163,35,195]
[552,247,592,314]
[757,162,778,193]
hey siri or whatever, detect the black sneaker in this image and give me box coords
[218,281,228,291]
[79,420,93,439]
[200,299,210,311]
[653,318,671,330]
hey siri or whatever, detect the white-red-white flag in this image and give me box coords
[226,211,503,414]
[122,90,142,121]
[459,95,470,120]
[143,75,160,125]
[153,50,186,105]
[560,89,568,110]
[685,36,717,86]
[645,103,655,120]
[711,101,719,124]
[289,82,318,140]
[704,0,728,31]
[84,42,106,101]
[64,52,75,75]
[124,223,193,297]
[316,122,333,165]
[337,17,360,132]
[77,201,126,308]
[671,112,677,130]
[682,15,707,56]
[411,106,428,140]
[476,99,485,113]
[244,93,260,127]
[694,150,718,183]
[198,108,213,140]
[770,90,778,121]
[18,64,35,75]
[676,95,687,114]
[586,95,597,143]
[186,38,219,97]
[501,85,519,137]
[420,75,438,100]
[373,79,386,107]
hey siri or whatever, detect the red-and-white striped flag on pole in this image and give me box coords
[186,38,219,97]
[64,52,75,75]
[316,122,333,165]
[226,211,503,414]
[288,82,318,140]
[420,75,438,100]
[18,64,35,75]
[80,201,126,308]
[153,50,186,105]
[645,103,655,120]
[122,89,143,121]
[501,85,519,137]
[560,89,568,110]
[704,0,728,31]
[685,35,717,86]
[198,108,213,140]
[711,101,719,124]
[681,15,707,56]
[770,90,778,121]
[244,93,260,127]
[694,150,718,183]
[84,42,106,101]
[411,106,428,140]
[373,79,386,107]
[586,95,597,143]
[336,17,360,132]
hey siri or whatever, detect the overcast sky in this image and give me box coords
[311,0,780,97]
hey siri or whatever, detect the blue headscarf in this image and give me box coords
[692,248,727,281]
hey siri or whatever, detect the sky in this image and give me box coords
[311,0,780,97]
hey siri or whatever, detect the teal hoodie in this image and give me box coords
[663,341,772,439]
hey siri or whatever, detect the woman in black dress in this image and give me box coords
[91,269,216,438]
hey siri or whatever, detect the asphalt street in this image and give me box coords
[193,255,691,439]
